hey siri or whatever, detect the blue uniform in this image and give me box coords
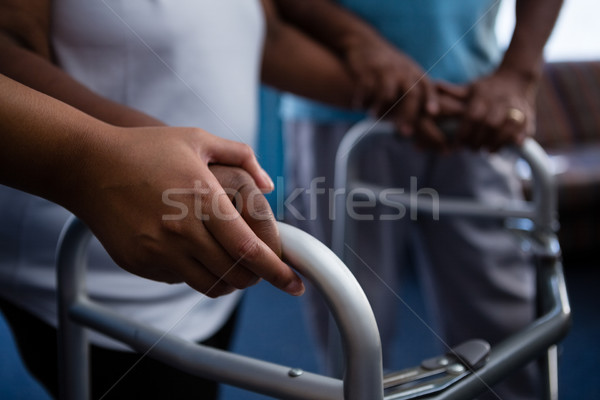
[281,0,501,122]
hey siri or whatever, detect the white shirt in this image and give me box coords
[0,0,265,349]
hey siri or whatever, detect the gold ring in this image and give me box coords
[506,107,525,124]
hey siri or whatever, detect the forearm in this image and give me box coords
[261,0,356,108]
[273,0,381,56]
[0,74,304,297]
[498,0,563,82]
[0,35,163,127]
[0,0,163,128]
[0,75,118,208]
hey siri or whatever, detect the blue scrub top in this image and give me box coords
[281,0,502,121]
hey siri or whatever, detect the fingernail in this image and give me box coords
[284,279,305,296]
[261,170,275,192]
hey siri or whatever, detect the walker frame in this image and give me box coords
[56,120,570,400]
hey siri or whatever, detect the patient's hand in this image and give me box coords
[408,82,468,151]
[72,126,304,298]
[456,70,536,152]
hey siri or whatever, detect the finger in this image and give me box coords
[422,79,440,116]
[397,84,422,135]
[458,97,486,149]
[355,71,378,109]
[473,105,508,150]
[177,257,238,298]
[489,121,523,152]
[371,73,398,116]
[237,181,282,257]
[190,228,261,290]
[160,207,260,292]
[437,94,466,118]
[489,111,528,151]
[201,177,304,296]
[202,136,274,193]
[137,264,184,285]
[210,165,282,257]
[415,117,447,151]
[435,81,470,99]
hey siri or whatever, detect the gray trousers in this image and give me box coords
[283,120,542,400]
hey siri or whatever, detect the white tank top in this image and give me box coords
[0,0,264,349]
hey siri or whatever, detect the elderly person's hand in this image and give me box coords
[406,81,469,151]
[456,69,537,152]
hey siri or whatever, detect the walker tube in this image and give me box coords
[333,119,556,257]
[57,217,92,400]
[333,119,570,400]
[280,223,384,400]
[57,217,383,400]
[429,257,570,400]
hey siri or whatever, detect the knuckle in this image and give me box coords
[246,195,273,220]
[161,218,187,236]
[232,169,254,189]
[235,237,263,262]
[238,143,255,161]
[218,167,253,193]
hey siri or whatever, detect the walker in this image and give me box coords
[56,120,570,400]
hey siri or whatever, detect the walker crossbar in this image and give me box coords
[57,218,383,400]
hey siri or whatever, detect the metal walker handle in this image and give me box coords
[332,119,559,258]
[330,119,569,400]
[57,219,383,400]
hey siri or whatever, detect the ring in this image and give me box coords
[506,107,525,124]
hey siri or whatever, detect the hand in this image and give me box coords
[410,81,469,151]
[343,35,438,135]
[209,163,283,266]
[456,70,537,152]
[70,126,304,298]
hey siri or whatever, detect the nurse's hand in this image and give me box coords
[71,126,304,298]
[341,33,439,137]
[0,76,302,298]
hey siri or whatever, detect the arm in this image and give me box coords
[0,74,304,297]
[457,0,564,151]
[0,0,303,296]
[260,0,356,109]
[0,0,163,127]
[0,0,278,191]
[271,0,440,138]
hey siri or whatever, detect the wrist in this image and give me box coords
[497,57,543,88]
[338,25,385,57]
[54,120,123,216]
